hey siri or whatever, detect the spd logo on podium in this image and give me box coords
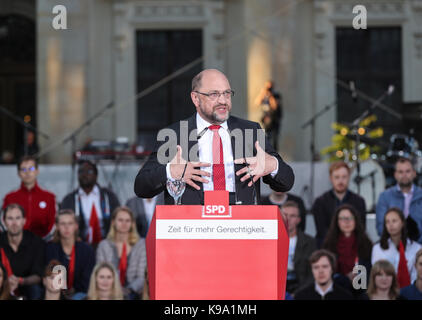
[202,190,231,218]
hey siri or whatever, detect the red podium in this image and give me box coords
[146,191,289,300]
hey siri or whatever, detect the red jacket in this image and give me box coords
[2,182,56,240]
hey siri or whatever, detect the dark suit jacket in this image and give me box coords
[126,193,164,238]
[60,185,120,241]
[134,114,294,205]
[293,230,317,292]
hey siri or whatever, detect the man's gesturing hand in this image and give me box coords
[234,141,278,187]
[169,145,211,190]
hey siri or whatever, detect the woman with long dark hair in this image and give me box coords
[372,207,422,288]
[322,204,372,296]
[323,204,373,278]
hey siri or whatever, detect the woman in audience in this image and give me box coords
[323,204,372,294]
[372,207,422,288]
[367,260,401,300]
[43,260,66,300]
[0,262,14,300]
[86,262,123,300]
[46,209,95,299]
[96,206,146,300]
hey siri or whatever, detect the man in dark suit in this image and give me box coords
[134,69,294,204]
[282,201,316,294]
[126,192,164,238]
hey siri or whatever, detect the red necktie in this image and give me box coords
[397,240,411,288]
[0,248,13,277]
[119,242,128,286]
[88,204,102,245]
[209,125,226,190]
[67,245,75,289]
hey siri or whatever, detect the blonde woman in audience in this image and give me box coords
[86,262,123,300]
[96,206,146,300]
[367,260,402,300]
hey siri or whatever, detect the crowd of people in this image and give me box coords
[265,158,422,300]
[0,154,422,300]
[0,156,158,300]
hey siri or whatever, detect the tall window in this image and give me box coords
[136,30,202,151]
[336,27,403,147]
[0,13,36,162]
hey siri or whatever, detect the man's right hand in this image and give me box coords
[169,145,211,191]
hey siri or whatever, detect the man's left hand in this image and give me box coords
[234,141,278,187]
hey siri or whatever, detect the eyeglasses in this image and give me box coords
[338,216,355,222]
[19,166,36,173]
[193,90,235,101]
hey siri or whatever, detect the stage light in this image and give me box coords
[358,127,365,135]
[24,115,31,123]
[336,150,344,158]
[340,128,348,136]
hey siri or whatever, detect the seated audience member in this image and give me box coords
[0,204,45,299]
[43,260,66,300]
[60,160,120,247]
[46,209,95,299]
[400,249,422,300]
[312,161,366,247]
[294,249,353,300]
[281,201,316,294]
[322,204,372,295]
[262,191,307,231]
[372,208,422,288]
[376,157,422,243]
[86,262,124,300]
[125,192,164,238]
[367,260,402,300]
[1,156,56,241]
[0,263,15,300]
[96,207,146,300]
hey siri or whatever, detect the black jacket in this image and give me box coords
[46,241,95,293]
[134,114,294,205]
[60,185,120,241]
[293,230,317,292]
[312,190,366,247]
[294,282,354,300]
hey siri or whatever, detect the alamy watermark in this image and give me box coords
[353,5,367,30]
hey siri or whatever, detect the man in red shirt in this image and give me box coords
[1,156,56,241]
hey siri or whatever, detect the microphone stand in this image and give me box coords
[301,101,337,208]
[350,87,394,195]
[60,101,115,191]
[0,105,50,157]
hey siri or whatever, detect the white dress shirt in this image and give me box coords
[315,282,334,298]
[166,113,279,192]
[143,196,157,227]
[371,238,422,283]
[78,185,103,230]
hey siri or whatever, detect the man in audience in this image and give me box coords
[1,156,57,241]
[126,192,164,238]
[400,249,422,300]
[60,160,120,246]
[312,161,366,247]
[376,157,422,243]
[262,190,307,231]
[282,201,316,295]
[294,249,353,300]
[0,204,45,299]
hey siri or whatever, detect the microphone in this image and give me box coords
[197,127,208,139]
[349,81,357,102]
